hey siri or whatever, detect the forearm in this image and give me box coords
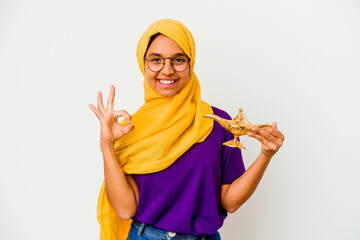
[222,153,272,213]
[101,144,137,219]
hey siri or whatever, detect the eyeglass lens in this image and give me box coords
[146,56,189,72]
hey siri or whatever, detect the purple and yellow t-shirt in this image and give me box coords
[132,107,246,236]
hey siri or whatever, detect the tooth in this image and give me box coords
[160,80,175,84]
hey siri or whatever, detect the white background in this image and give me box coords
[1,0,359,239]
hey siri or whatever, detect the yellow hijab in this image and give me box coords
[97,19,214,240]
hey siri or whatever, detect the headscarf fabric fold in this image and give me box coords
[97,19,214,240]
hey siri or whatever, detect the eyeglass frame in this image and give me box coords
[143,55,191,73]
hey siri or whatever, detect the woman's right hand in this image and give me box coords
[89,85,134,148]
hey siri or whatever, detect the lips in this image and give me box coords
[157,78,178,88]
[159,79,176,84]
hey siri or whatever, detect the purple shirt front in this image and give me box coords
[133,107,246,236]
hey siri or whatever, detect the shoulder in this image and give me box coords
[211,106,232,120]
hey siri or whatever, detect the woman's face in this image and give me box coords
[144,34,190,97]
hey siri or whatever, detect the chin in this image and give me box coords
[159,91,177,97]
[155,88,179,97]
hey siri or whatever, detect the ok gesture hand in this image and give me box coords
[89,85,134,148]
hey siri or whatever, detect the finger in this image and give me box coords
[248,132,278,150]
[122,123,135,134]
[247,131,270,146]
[88,104,101,121]
[97,91,105,112]
[251,123,284,147]
[261,126,284,147]
[114,110,133,124]
[264,129,284,148]
[267,122,285,140]
[256,127,278,144]
[247,130,264,143]
[106,85,115,112]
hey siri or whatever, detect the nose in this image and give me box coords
[161,58,175,75]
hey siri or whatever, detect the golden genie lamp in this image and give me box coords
[204,108,271,149]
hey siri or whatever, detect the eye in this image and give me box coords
[148,57,163,63]
[174,56,187,63]
[150,57,161,62]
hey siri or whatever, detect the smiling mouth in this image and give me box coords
[158,79,177,85]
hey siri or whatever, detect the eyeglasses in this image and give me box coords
[144,55,190,72]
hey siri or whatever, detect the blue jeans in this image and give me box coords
[127,218,221,240]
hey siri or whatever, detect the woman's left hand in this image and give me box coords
[247,122,285,159]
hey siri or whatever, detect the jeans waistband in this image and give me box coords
[132,218,207,240]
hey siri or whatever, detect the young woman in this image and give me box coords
[89,19,284,240]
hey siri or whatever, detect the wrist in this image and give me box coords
[259,152,272,162]
[100,141,115,152]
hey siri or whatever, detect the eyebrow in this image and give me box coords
[148,53,188,58]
